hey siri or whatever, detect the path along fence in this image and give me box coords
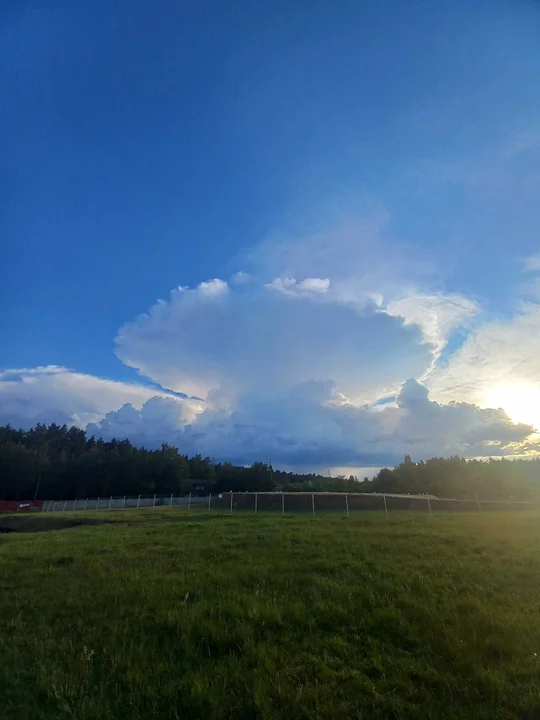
[28,492,540,515]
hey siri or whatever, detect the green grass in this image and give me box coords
[2,509,540,719]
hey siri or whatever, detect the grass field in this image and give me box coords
[2,510,540,719]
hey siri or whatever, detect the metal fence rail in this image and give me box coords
[34,491,540,516]
[40,494,207,512]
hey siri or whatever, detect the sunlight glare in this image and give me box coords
[483,385,540,431]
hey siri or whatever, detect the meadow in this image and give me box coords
[2,509,540,719]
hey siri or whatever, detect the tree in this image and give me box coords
[1,422,539,501]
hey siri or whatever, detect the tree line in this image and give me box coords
[372,454,540,499]
[1,424,539,501]
[0,423,335,500]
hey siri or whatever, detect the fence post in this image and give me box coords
[63,500,67,512]
[97,497,100,510]
[153,494,156,508]
[54,501,58,512]
[188,492,192,510]
[383,494,389,520]
[136,494,140,509]
[311,493,315,516]
[475,491,482,513]
[170,493,173,507]
[427,496,432,515]
[123,495,126,510]
[84,498,88,511]
[345,493,349,518]
[230,492,233,512]
[208,493,212,511]
[255,492,258,513]
[108,496,112,510]
[282,492,285,516]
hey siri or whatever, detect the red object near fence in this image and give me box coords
[0,500,43,512]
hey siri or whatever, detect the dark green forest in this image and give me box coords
[0,423,335,500]
[1,423,539,501]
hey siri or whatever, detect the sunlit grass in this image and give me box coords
[2,509,540,718]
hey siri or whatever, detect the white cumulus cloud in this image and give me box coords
[0,366,203,430]
[85,379,535,466]
[115,276,434,405]
[265,277,331,295]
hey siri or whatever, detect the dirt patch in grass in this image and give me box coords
[0,516,110,533]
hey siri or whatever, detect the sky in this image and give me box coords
[2,0,540,473]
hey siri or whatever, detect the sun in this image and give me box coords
[483,384,540,430]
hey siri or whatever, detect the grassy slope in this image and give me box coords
[1,510,540,719]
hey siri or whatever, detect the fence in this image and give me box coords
[32,491,540,516]
[39,494,207,512]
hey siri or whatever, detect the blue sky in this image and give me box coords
[2,0,540,470]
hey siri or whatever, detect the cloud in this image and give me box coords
[115,276,435,405]
[524,256,540,273]
[2,289,535,468]
[103,213,506,467]
[86,396,194,447]
[265,276,331,295]
[230,271,251,285]
[428,302,540,422]
[0,366,203,430]
[197,278,229,296]
[386,293,478,355]
[242,220,477,381]
[243,219,437,306]
[385,292,479,381]
[85,379,535,466]
[388,379,533,455]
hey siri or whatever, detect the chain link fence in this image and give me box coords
[36,491,540,515]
